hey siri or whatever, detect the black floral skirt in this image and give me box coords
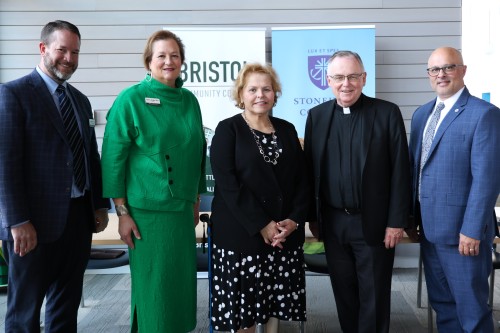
[210,244,306,332]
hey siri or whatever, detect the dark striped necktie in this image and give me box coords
[56,85,85,191]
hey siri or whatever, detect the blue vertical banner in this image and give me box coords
[271,26,375,137]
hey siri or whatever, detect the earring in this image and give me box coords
[238,102,245,110]
[145,71,152,82]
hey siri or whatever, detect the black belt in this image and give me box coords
[335,207,362,215]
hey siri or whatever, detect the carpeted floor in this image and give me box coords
[78,269,434,332]
[2,268,500,332]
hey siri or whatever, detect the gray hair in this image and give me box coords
[328,50,365,71]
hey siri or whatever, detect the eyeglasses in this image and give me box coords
[426,64,464,77]
[327,73,365,83]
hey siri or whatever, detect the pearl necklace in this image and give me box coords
[242,112,280,165]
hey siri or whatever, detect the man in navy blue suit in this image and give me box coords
[409,47,500,332]
[0,20,110,332]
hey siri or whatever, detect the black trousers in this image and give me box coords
[3,194,93,333]
[322,206,395,333]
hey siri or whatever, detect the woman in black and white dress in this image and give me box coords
[209,63,309,333]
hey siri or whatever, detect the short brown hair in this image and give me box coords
[41,20,81,45]
[232,63,282,109]
[143,30,185,70]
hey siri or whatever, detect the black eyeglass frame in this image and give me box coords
[426,64,464,77]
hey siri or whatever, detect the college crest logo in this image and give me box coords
[308,55,330,90]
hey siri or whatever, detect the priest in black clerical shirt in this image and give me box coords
[304,50,411,333]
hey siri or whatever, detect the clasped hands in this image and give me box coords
[260,219,298,249]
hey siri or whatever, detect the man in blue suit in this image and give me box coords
[409,46,500,332]
[0,20,110,332]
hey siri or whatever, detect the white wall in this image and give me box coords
[0,0,462,141]
[463,0,500,106]
[0,0,463,268]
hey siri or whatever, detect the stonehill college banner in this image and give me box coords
[271,26,375,137]
[167,28,266,194]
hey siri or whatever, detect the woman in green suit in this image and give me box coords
[101,30,206,333]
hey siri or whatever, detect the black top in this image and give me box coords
[253,130,283,164]
[304,94,411,245]
[322,98,364,209]
[210,114,309,254]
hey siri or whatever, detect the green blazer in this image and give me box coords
[101,77,206,211]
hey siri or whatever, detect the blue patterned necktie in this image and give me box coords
[56,85,85,191]
[419,102,445,198]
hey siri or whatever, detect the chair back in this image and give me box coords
[200,195,213,212]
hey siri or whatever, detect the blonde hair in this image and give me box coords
[232,63,282,109]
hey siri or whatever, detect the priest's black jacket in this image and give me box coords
[304,94,411,246]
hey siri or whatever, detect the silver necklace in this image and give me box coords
[242,112,280,165]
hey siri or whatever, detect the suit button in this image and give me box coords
[168,167,172,172]
[169,180,173,185]
[165,155,170,160]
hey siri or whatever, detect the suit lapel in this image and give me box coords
[29,71,68,143]
[360,95,376,172]
[427,89,469,160]
[315,101,335,172]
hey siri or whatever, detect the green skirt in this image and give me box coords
[128,205,197,333]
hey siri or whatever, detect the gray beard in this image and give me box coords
[43,56,75,81]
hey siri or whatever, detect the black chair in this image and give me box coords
[298,251,327,333]
[199,194,213,213]
[196,214,211,272]
[196,195,213,272]
[489,214,500,307]
[416,248,434,333]
[87,248,129,270]
[81,248,129,307]
[0,250,7,291]
[489,245,500,307]
[85,201,129,272]
[303,252,329,274]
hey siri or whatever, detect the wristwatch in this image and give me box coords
[115,204,129,217]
